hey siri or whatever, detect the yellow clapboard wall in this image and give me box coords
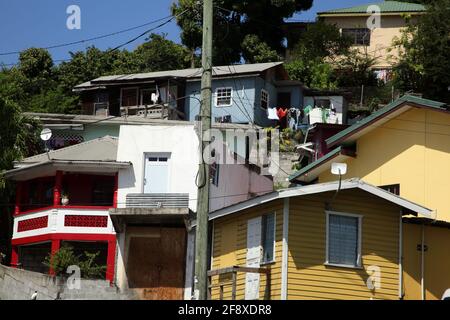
[210,189,401,300]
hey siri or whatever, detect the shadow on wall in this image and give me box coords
[402,222,450,300]
[288,190,401,300]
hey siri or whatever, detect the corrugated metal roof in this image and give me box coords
[19,136,119,164]
[318,1,426,15]
[74,62,284,89]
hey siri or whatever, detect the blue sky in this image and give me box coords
[0,0,372,66]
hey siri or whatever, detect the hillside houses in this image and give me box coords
[1,1,449,302]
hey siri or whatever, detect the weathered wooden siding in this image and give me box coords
[211,199,284,300]
[288,189,400,300]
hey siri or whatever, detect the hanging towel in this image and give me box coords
[267,108,279,120]
[303,105,313,115]
[277,107,288,120]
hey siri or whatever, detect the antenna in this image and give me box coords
[331,162,347,176]
[40,128,52,160]
[327,162,348,210]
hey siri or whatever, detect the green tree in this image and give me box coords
[0,96,41,261]
[285,21,351,89]
[392,0,450,103]
[289,21,352,62]
[133,33,192,72]
[285,59,337,89]
[241,34,280,63]
[171,0,314,64]
[396,0,436,4]
[335,50,377,87]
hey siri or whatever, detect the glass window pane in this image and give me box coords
[328,214,358,266]
[262,213,275,262]
[216,88,232,106]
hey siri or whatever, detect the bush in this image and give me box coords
[44,244,106,279]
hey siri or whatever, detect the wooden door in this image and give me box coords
[127,227,186,300]
[245,216,262,300]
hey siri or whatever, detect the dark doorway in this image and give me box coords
[277,92,291,107]
[19,242,51,273]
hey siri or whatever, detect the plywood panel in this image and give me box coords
[127,227,186,300]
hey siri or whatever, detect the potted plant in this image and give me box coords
[61,191,69,206]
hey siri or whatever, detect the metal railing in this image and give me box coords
[125,193,189,208]
[207,266,271,300]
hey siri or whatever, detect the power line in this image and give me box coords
[107,10,189,53]
[0,14,176,56]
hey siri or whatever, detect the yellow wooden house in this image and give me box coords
[289,95,450,299]
[206,179,432,300]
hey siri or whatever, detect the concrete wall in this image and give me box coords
[209,162,274,212]
[117,125,274,213]
[322,15,421,69]
[116,125,200,212]
[0,264,131,300]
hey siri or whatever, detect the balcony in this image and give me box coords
[109,193,190,232]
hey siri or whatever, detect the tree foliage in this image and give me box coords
[44,244,106,279]
[0,33,192,115]
[171,0,313,65]
[0,95,41,259]
[285,21,354,89]
[392,0,450,103]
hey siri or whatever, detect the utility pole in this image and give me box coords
[194,0,213,300]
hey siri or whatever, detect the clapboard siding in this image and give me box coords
[287,189,400,300]
[210,188,401,300]
[211,200,284,300]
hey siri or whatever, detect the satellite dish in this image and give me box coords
[331,162,347,175]
[40,128,52,141]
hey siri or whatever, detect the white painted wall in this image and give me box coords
[13,208,114,240]
[117,125,274,213]
[116,125,200,212]
[210,163,274,212]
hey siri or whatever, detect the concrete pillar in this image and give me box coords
[11,246,19,268]
[106,238,117,284]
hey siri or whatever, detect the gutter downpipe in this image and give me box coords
[281,198,290,300]
[398,210,403,300]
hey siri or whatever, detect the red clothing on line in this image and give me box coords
[277,107,288,119]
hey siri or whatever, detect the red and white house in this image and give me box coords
[4,136,130,282]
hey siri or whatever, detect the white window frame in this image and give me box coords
[325,210,363,269]
[214,87,233,107]
[260,89,269,110]
[120,87,139,108]
[261,212,276,265]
